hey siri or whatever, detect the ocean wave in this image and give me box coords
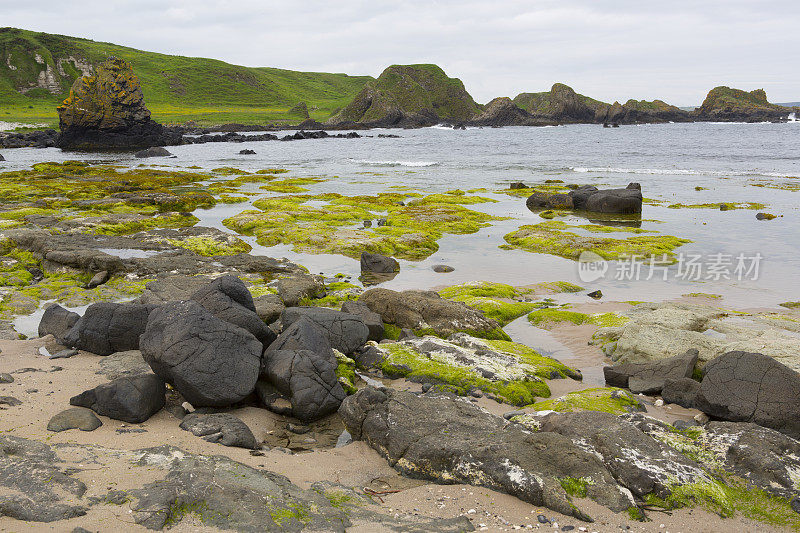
[569,166,795,178]
[349,159,439,167]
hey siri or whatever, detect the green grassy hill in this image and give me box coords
[0,27,373,127]
[328,64,481,125]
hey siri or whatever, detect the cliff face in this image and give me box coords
[692,86,793,122]
[327,64,480,127]
[595,99,690,124]
[468,97,552,127]
[57,57,180,150]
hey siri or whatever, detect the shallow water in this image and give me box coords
[2,122,799,308]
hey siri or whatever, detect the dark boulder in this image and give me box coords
[694,351,800,439]
[282,307,369,353]
[603,349,698,394]
[266,315,333,355]
[134,147,173,158]
[0,153,4,161]
[190,275,276,347]
[661,377,701,408]
[341,300,384,342]
[63,302,156,356]
[262,348,346,422]
[239,149,256,155]
[70,374,165,423]
[569,183,642,214]
[360,251,400,274]
[38,304,80,344]
[140,301,262,407]
[432,264,455,273]
[275,274,325,307]
[179,413,257,449]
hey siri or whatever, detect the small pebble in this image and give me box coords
[654,399,664,407]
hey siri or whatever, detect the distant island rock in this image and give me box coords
[56,57,181,150]
[691,86,798,122]
[326,64,480,128]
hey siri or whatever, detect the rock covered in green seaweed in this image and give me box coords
[531,387,645,414]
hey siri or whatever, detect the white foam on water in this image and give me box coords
[569,166,795,178]
[349,159,439,167]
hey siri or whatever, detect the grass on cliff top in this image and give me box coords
[0,27,372,127]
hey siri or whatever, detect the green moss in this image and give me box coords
[377,342,550,405]
[503,221,690,262]
[683,292,722,299]
[438,282,536,325]
[645,477,800,529]
[217,194,249,204]
[408,193,497,206]
[383,323,401,340]
[166,236,251,256]
[223,192,504,261]
[92,213,199,235]
[270,503,312,527]
[560,477,592,498]
[779,301,800,309]
[527,309,628,329]
[324,491,354,509]
[532,387,642,414]
[163,499,221,527]
[334,352,358,395]
[667,202,766,210]
[627,506,647,521]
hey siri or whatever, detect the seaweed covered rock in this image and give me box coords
[358,287,507,340]
[190,275,276,347]
[694,351,800,439]
[56,57,181,150]
[339,387,635,520]
[63,302,157,356]
[69,374,165,423]
[140,301,262,407]
[370,334,580,404]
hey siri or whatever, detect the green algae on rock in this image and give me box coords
[502,220,690,261]
[224,192,504,261]
[530,387,644,414]
[372,333,581,404]
[527,308,629,329]
[438,280,584,325]
[165,235,252,257]
[667,202,766,210]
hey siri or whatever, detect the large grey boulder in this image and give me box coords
[694,351,800,439]
[340,387,635,520]
[179,413,257,449]
[38,304,80,343]
[358,288,505,339]
[282,307,369,354]
[276,274,324,307]
[191,275,276,346]
[604,349,698,394]
[254,293,284,324]
[568,183,642,214]
[263,348,346,422]
[63,302,156,355]
[69,374,165,423]
[140,301,262,407]
[341,300,384,341]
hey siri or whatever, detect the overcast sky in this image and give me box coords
[4,0,799,106]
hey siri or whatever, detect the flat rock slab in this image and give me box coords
[340,387,634,520]
[47,407,103,432]
[180,412,258,449]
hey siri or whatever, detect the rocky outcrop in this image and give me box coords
[340,387,635,520]
[468,97,545,127]
[513,83,601,123]
[140,300,262,407]
[358,288,506,339]
[327,64,480,127]
[56,57,181,150]
[594,99,690,124]
[694,351,800,439]
[692,86,795,122]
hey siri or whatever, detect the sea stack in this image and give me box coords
[56,57,180,150]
